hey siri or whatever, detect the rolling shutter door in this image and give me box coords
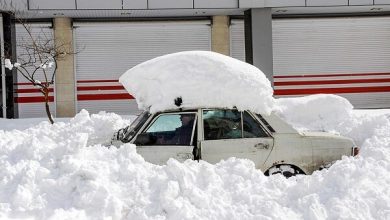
[15,23,56,118]
[74,20,211,115]
[230,19,245,62]
[273,16,390,108]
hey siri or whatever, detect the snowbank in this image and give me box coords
[1,100,390,219]
[274,94,354,132]
[2,48,390,219]
[274,94,390,147]
[119,51,274,114]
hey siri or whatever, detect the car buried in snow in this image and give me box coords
[112,107,359,177]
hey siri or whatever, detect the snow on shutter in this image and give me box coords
[15,23,56,118]
[74,20,211,115]
[230,19,245,62]
[273,16,390,108]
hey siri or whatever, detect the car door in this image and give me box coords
[200,109,274,169]
[134,112,197,165]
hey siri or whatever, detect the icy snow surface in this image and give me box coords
[0,98,390,219]
[119,51,274,114]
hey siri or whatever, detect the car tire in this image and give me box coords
[265,164,304,178]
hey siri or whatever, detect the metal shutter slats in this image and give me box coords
[230,19,245,62]
[74,20,211,114]
[273,17,390,108]
[231,17,390,108]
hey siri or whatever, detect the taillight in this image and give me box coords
[352,146,360,156]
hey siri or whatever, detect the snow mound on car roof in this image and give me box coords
[119,51,274,114]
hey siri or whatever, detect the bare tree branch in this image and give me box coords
[1,1,79,124]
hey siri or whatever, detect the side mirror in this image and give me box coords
[116,128,125,140]
[134,133,157,145]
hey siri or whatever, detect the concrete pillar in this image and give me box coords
[244,9,273,86]
[211,16,230,56]
[53,17,75,117]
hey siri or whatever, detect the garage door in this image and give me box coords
[273,16,390,108]
[74,20,211,115]
[231,17,390,108]
[230,19,245,62]
[15,23,56,118]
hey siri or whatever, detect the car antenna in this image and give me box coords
[174,97,183,111]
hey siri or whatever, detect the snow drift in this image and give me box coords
[1,51,390,219]
[275,94,390,148]
[0,96,390,219]
[119,51,274,114]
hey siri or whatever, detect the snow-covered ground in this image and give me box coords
[1,51,389,219]
[0,101,389,220]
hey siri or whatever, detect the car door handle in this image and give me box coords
[254,143,269,150]
[177,153,192,160]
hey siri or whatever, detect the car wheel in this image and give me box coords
[265,164,304,178]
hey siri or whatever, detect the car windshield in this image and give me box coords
[121,111,150,142]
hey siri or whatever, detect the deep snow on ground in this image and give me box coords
[0,97,389,220]
[1,51,390,219]
[119,51,274,114]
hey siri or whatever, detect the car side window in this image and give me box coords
[142,113,196,146]
[203,109,242,140]
[243,111,269,138]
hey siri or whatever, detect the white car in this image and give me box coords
[113,108,358,177]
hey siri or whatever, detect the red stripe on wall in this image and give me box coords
[274,78,390,86]
[77,79,119,83]
[15,96,54,103]
[15,88,54,93]
[77,93,134,101]
[77,86,124,91]
[274,86,390,96]
[274,72,390,79]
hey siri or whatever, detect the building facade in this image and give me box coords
[1,0,390,118]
